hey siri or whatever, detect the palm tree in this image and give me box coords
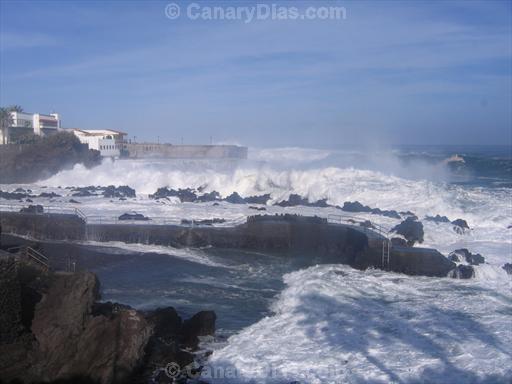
[0,107,14,145]
[8,105,23,113]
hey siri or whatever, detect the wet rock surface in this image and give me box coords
[391,217,424,246]
[340,201,402,219]
[449,249,485,266]
[0,255,216,384]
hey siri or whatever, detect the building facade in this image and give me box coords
[71,129,126,158]
[3,111,61,144]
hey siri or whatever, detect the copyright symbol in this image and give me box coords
[165,3,180,19]
[165,362,181,378]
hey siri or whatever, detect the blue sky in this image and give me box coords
[0,0,511,146]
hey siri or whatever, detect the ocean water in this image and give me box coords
[1,145,511,382]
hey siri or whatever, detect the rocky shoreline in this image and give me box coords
[0,251,214,384]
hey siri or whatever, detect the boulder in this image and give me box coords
[118,212,150,221]
[244,194,271,205]
[224,192,246,204]
[340,201,372,213]
[391,217,424,246]
[102,185,136,198]
[452,219,470,234]
[450,264,475,279]
[501,263,512,275]
[149,187,197,202]
[38,192,61,198]
[180,311,216,350]
[196,191,221,202]
[425,215,451,224]
[449,249,485,265]
[391,237,407,247]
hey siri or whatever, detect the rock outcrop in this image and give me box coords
[391,217,424,246]
[449,249,485,266]
[0,258,216,384]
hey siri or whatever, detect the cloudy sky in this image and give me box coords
[0,0,510,146]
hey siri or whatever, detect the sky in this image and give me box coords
[0,0,511,147]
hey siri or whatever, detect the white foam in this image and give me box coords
[207,265,512,383]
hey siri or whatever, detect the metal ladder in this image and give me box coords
[382,239,391,270]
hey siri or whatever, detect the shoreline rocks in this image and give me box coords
[0,256,216,384]
[391,217,424,246]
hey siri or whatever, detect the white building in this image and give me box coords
[3,111,61,143]
[70,129,126,158]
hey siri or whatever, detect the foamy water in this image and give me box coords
[1,146,511,383]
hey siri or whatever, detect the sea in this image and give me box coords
[1,145,511,383]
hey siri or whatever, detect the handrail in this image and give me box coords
[327,213,392,239]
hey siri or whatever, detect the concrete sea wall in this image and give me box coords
[0,212,455,277]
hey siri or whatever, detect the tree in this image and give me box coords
[8,105,23,113]
[0,107,14,145]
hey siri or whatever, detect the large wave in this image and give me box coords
[206,264,512,383]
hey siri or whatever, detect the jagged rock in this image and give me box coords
[0,190,33,200]
[340,201,401,219]
[448,253,460,262]
[244,194,271,205]
[102,185,136,198]
[0,261,216,384]
[180,311,216,350]
[452,219,470,234]
[19,205,44,214]
[69,199,81,204]
[150,187,197,202]
[359,220,375,229]
[391,217,424,246]
[425,215,451,224]
[275,194,309,207]
[249,206,267,211]
[224,192,246,204]
[196,191,221,202]
[391,237,408,247]
[450,264,475,279]
[449,249,485,265]
[38,192,61,198]
[340,201,372,213]
[502,263,512,275]
[118,212,150,221]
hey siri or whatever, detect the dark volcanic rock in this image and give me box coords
[150,187,197,202]
[102,185,136,198]
[425,214,451,224]
[180,311,216,350]
[449,249,485,265]
[249,206,267,211]
[196,191,221,202]
[340,201,372,213]
[391,217,424,246]
[69,199,81,204]
[391,237,408,247]
[224,192,246,204]
[0,255,216,384]
[340,201,401,219]
[450,264,475,279]
[502,263,512,275]
[452,218,470,234]
[71,186,99,197]
[38,192,61,198]
[275,193,309,207]
[275,194,333,208]
[244,194,271,205]
[0,190,33,200]
[19,205,44,214]
[118,212,150,221]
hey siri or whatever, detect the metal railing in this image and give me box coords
[0,203,246,228]
[6,245,50,271]
[327,213,391,239]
